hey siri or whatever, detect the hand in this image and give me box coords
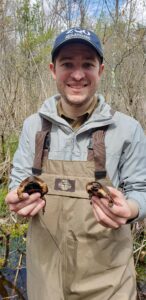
[91,186,139,229]
[5,188,45,217]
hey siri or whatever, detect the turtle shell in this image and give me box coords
[86,181,114,207]
[17,176,48,200]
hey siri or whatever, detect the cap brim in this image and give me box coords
[51,38,103,63]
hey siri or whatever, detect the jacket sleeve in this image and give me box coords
[9,115,39,190]
[119,122,146,222]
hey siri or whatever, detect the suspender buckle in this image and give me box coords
[95,170,106,179]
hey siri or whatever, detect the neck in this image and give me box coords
[60,98,94,119]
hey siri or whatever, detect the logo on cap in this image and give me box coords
[65,28,91,41]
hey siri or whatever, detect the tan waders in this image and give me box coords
[26,121,137,300]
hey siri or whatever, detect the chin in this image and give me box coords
[66,95,89,105]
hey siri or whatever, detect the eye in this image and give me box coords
[83,62,95,69]
[61,62,73,69]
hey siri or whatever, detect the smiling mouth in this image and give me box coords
[67,84,88,88]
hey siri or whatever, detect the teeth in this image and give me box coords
[67,84,87,88]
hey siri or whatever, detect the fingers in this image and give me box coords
[92,195,130,219]
[91,186,132,228]
[5,188,20,204]
[28,200,45,216]
[92,198,127,228]
[92,204,120,228]
[8,192,41,211]
[107,186,123,198]
[16,199,45,217]
[5,189,45,217]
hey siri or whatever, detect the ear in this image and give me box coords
[49,63,56,80]
[98,63,104,76]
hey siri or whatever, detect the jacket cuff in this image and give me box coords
[126,198,143,224]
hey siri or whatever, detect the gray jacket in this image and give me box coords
[9,94,146,222]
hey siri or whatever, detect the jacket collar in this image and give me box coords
[39,94,115,133]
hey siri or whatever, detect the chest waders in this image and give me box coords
[26,118,137,300]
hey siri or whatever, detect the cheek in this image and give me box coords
[86,70,99,81]
[90,73,100,85]
[56,73,69,84]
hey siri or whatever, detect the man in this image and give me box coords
[5,27,146,300]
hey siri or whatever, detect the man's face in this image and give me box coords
[50,43,104,107]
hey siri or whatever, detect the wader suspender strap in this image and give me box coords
[87,108,115,180]
[87,127,108,180]
[32,118,112,179]
[32,118,52,175]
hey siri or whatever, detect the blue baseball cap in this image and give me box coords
[51,27,103,63]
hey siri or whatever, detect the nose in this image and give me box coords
[70,68,85,81]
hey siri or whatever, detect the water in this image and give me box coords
[0,234,27,300]
[0,266,27,300]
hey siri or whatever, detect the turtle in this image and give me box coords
[86,181,114,207]
[17,176,48,213]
